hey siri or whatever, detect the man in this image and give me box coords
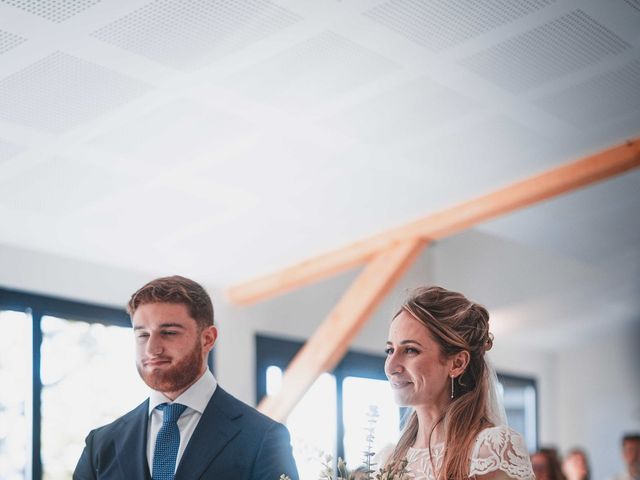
[74,275,299,480]
[612,433,640,480]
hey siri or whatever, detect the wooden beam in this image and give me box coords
[257,238,426,422]
[228,138,640,305]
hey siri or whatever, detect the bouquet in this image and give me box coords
[280,406,410,480]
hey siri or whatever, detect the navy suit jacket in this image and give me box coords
[73,386,299,480]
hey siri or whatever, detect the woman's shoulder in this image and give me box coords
[469,425,534,480]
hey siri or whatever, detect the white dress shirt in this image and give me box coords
[146,369,217,474]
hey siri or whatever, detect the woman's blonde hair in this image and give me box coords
[386,286,494,479]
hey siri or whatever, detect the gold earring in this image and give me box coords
[450,375,455,399]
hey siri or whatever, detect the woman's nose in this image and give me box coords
[385,354,403,376]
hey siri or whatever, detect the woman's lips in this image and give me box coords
[390,380,412,389]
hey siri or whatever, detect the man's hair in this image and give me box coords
[127,275,214,330]
[623,433,640,444]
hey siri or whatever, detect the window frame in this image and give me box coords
[496,371,539,451]
[255,334,389,462]
[1,287,130,480]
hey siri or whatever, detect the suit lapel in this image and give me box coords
[115,399,151,480]
[175,387,242,480]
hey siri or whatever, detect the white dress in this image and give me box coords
[404,425,534,480]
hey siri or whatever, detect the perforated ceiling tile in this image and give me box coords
[365,0,555,51]
[459,10,632,92]
[1,0,101,23]
[0,51,149,133]
[91,0,301,70]
[0,139,24,164]
[0,157,130,215]
[535,59,640,129]
[0,29,27,54]
[218,31,398,109]
[623,0,640,13]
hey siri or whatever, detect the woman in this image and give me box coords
[384,286,534,479]
[531,448,565,480]
[561,448,590,480]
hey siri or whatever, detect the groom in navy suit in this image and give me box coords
[74,275,299,480]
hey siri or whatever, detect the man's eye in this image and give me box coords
[136,333,149,338]
[161,331,178,335]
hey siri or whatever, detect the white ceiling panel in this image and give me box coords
[0,156,132,215]
[480,169,640,265]
[217,30,399,111]
[0,51,150,133]
[323,76,478,145]
[364,0,556,51]
[401,116,561,191]
[0,137,24,164]
[0,0,638,349]
[459,9,632,92]
[91,0,302,70]
[1,0,101,23]
[535,58,640,128]
[89,98,255,169]
[0,27,26,53]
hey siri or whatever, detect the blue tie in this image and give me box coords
[152,403,187,480]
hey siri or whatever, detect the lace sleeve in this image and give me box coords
[469,426,534,480]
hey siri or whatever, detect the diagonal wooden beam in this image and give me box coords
[257,238,426,422]
[228,138,640,305]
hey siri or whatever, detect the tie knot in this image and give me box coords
[157,403,187,423]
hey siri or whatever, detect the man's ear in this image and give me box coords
[202,325,218,352]
[450,350,470,378]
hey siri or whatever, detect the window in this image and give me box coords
[0,288,133,480]
[0,310,32,480]
[256,335,401,475]
[498,373,538,451]
[40,316,147,479]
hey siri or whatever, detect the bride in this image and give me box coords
[383,286,534,479]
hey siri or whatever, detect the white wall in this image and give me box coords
[0,243,158,309]
[556,321,640,480]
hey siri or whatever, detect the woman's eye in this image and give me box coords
[405,347,418,354]
[384,347,393,355]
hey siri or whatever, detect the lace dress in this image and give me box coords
[404,425,534,480]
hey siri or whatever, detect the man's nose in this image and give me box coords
[145,333,163,355]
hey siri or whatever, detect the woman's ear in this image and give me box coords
[450,350,470,377]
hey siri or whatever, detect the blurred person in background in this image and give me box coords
[611,433,640,480]
[531,448,565,480]
[562,448,590,480]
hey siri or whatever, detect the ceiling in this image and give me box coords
[0,0,638,349]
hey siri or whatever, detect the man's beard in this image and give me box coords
[137,340,203,394]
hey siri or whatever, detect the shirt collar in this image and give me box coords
[148,369,217,416]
